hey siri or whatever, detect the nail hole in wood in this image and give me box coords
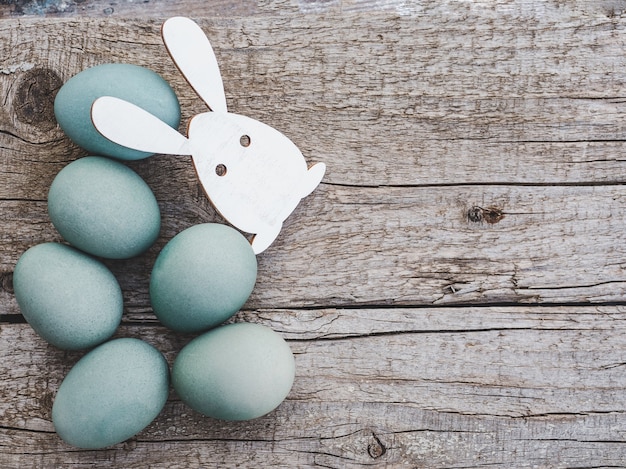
[215,164,227,176]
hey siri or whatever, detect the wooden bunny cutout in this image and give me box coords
[91,17,326,254]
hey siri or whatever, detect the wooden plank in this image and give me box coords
[3,182,626,314]
[2,0,625,20]
[2,305,626,466]
[2,407,626,468]
[2,11,626,193]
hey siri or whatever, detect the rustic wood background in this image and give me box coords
[2,0,626,467]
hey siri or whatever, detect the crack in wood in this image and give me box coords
[0,128,65,146]
[522,280,626,291]
[0,424,55,435]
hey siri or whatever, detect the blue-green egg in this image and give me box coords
[54,63,180,160]
[13,242,122,350]
[52,338,170,449]
[150,223,257,333]
[48,156,160,259]
[172,322,295,421]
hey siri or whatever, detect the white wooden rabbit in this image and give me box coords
[91,16,326,254]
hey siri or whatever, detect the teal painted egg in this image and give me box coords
[172,322,295,421]
[54,63,180,160]
[52,338,169,449]
[150,223,257,333]
[48,156,160,259]
[13,243,123,350]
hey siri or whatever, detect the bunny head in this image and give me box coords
[91,17,325,254]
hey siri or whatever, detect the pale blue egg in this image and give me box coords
[48,156,160,259]
[54,63,180,160]
[172,322,295,421]
[150,224,257,333]
[13,242,123,350]
[52,338,170,449]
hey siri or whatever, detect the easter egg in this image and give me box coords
[172,322,295,420]
[12,242,123,350]
[54,63,180,160]
[150,223,257,333]
[52,338,169,449]
[48,156,160,259]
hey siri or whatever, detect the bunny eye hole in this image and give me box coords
[240,135,251,147]
[215,164,227,177]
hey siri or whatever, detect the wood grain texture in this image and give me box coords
[2,306,626,467]
[0,0,445,18]
[2,2,626,467]
[0,0,261,17]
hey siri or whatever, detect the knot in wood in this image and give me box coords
[467,205,504,224]
[0,271,13,294]
[14,67,62,131]
[40,391,54,414]
[467,206,483,223]
[367,432,387,459]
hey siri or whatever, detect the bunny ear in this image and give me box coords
[162,17,228,113]
[91,96,191,155]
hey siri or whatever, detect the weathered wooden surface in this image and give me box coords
[2,2,626,467]
[0,0,433,17]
